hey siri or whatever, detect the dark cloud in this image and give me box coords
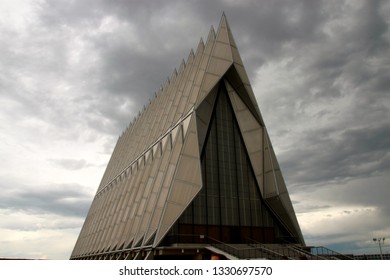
[280,123,390,186]
[32,0,390,138]
[0,183,93,218]
[0,0,389,258]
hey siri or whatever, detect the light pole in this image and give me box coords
[373,238,385,260]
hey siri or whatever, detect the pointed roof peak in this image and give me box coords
[207,26,216,40]
[177,60,186,76]
[172,68,178,78]
[199,37,205,47]
[189,48,195,58]
[215,12,237,50]
[220,12,228,23]
[218,12,230,27]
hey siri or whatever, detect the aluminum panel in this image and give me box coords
[132,146,164,246]
[244,129,263,153]
[226,81,266,197]
[155,202,183,244]
[236,110,260,132]
[213,43,232,61]
[183,41,204,114]
[200,73,220,99]
[190,27,215,108]
[182,114,192,137]
[143,141,173,244]
[167,181,199,206]
[175,156,200,185]
[153,114,202,246]
[207,57,232,77]
[147,124,184,246]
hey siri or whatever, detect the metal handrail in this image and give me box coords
[246,237,325,260]
[165,234,285,259]
[310,246,353,260]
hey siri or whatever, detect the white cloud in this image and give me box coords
[0,209,82,259]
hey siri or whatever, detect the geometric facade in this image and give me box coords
[70,14,304,260]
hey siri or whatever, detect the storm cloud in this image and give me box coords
[0,0,389,258]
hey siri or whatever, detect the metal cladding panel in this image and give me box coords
[143,135,173,244]
[153,84,171,138]
[134,116,192,246]
[263,131,279,198]
[207,58,232,77]
[166,62,186,128]
[236,109,260,132]
[95,183,118,252]
[201,73,221,95]
[186,28,215,111]
[144,123,184,246]
[129,151,159,249]
[81,196,101,254]
[225,80,264,195]
[155,202,183,245]
[175,51,195,119]
[195,86,218,152]
[114,169,138,249]
[174,117,201,185]
[168,178,200,204]
[196,16,234,105]
[108,180,128,241]
[182,114,192,137]
[264,171,278,198]
[117,156,148,249]
[182,41,204,103]
[231,46,242,67]
[212,43,232,61]
[214,13,234,60]
[125,153,155,248]
[107,176,130,250]
[154,114,202,246]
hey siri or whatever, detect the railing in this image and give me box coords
[288,245,327,260]
[162,234,303,259]
[161,234,279,259]
[206,236,284,259]
[309,246,353,260]
[247,237,352,260]
[246,238,324,260]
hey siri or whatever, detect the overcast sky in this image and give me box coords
[0,0,389,259]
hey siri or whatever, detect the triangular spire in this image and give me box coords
[195,13,260,114]
[198,14,263,121]
[221,12,238,50]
